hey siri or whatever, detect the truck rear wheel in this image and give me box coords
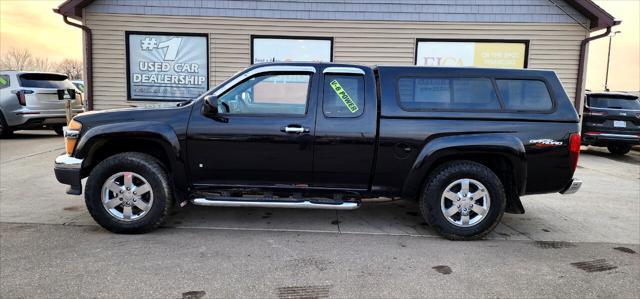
[419,161,506,240]
[85,152,172,234]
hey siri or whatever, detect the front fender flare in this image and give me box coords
[73,121,188,202]
[402,133,527,198]
[74,121,180,160]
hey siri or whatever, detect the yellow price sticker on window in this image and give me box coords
[0,77,6,85]
[329,80,359,113]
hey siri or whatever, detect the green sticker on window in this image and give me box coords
[329,80,359,113]
[0,77,6,85]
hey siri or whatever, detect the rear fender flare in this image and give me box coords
[403,133,527,198]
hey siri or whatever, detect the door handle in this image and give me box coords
[281,125,309,134]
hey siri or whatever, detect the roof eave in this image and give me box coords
[54,0,89,20]
[56,0,617,31]
[565,0,618,31]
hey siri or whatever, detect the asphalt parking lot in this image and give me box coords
[1,130,639,298]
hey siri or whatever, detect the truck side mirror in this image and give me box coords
[202,95,229,123]
[202,95,219,115]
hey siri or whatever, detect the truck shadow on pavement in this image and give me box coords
[160,199,533,241]
[163,200,436,236]
[580,147,640,164]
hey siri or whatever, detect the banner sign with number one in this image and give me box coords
[127,32,208,101]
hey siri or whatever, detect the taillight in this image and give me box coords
[15,90,33,106]
[584,108,606,116]
[16,92,26,106]
[568,133,581,172]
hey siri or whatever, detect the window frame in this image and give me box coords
[216,71,313,118]
[395,75,504,113]
[321,73,366,119]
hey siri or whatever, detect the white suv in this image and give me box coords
[0,71,84,137]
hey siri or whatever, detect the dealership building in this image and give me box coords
[55,0,617,111]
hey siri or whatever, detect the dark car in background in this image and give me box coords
[582,91,640,155]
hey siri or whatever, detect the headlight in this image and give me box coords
[65,119,82,155]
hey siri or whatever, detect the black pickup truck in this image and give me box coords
[54,63,582,240]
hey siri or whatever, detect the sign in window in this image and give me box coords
[126,32,209,101]
[416,40,528,69]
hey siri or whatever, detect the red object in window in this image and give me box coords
[568,133,581,172]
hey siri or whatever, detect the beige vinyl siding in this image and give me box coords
[85,13,588,110]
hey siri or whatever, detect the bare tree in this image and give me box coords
[55,59,83,80]
[32,57,54,72]
[0,48,33,70]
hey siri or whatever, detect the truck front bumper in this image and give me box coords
[560,178,582,195]
[54,154,83,195]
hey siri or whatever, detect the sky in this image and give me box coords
[0,0,638,91]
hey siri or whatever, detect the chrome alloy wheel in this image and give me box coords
[440,178,490,227]
[101,172,153,221]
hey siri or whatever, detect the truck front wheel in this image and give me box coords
[84,152,172,234]
[420,161,506,240]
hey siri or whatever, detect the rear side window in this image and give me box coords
[323,75,365,117]
[19,73,75,89]
[588,96,640,110]
[0,75,9,89]
[398,77,500,111]
[496,79,553,111]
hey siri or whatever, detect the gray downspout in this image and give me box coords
[575,26,612,114]
[58,14,93,111]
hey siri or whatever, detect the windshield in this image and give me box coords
[19,73,76,89]
[588,96,640,110]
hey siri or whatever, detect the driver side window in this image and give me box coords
[219,73,310,115]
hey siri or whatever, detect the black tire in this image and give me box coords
[52,125,64,136]
[419,161,506,241]
[85,152,172,234]
[607,144,631,155]
[0,112,13,138]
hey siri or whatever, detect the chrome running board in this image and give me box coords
[191,198,360,210]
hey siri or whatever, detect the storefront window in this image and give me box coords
[252,36,333,64]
